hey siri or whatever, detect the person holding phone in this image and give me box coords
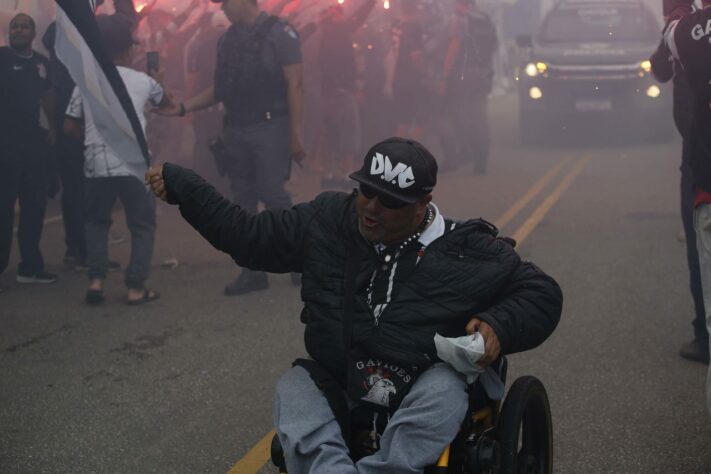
[63,14,174,306]
[146,51,160,74]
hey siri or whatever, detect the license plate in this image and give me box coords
[575,99,612,111]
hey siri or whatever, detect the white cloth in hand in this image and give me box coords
[434,333,505,400]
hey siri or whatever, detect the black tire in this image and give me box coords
[497,376,553,474]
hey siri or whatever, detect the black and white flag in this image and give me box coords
[54,0,151,180]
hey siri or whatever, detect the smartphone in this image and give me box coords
[146,51,160,74]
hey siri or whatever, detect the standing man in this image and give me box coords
[64,14,167,306]
[664,0,711,412]
[42,21,87,270]
[0,13,57,291]
[316,0,375,190]
[438,0,497,175]
[161,0,305,296]
[650,9,709,365]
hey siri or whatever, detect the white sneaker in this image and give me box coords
[16,271,58,284]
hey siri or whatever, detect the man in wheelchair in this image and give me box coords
[146,137,563,473]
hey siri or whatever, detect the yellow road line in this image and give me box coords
[226,156,590,474]
[227,430,276,474]
[494,156,571,230]
[511,155,592,246]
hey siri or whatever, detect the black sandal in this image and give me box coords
[85,289,105,305]
[127,289,160,306]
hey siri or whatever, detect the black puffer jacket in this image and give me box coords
[163,164,563,386]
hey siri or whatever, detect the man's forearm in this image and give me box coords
[185,86,218,114]
[63,117,84,142]
[162,162,309,273]
[478,260,563,355]
[285,66,304,142]
[442,39,461,82]
[41,93,57,137]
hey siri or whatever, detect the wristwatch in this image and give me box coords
[178,103,186,117]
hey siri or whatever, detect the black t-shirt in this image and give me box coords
[0,47,52,146]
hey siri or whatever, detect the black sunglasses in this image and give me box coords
[359,184,409,209]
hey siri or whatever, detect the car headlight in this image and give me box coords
[529,87,543,100]
[525,62,548,77]
[646,85,661,98]
[640,60,652,73]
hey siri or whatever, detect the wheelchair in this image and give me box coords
[271,358,554,474]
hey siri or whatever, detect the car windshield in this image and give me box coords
[540,6,658,43]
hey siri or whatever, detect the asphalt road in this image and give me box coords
[2,95,711,473]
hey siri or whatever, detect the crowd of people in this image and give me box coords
[3,0,711,469]
[0,0,500,299]
[0,3,563,470]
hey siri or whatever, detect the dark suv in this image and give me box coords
[517,0,671,144]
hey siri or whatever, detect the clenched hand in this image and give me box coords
[465,318,501,369]
[145,165,167,201]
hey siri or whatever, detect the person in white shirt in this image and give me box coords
[64,14,171,306]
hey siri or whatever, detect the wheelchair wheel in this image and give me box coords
[497,376,552,474]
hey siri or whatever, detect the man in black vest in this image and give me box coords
[160,0,305,296]
[664,0,711,412]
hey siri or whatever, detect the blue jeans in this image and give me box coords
[681,154,707,342]
[85,176,156,289]
[273,362,468,474]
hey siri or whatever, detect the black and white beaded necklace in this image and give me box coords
[366,206,434,322]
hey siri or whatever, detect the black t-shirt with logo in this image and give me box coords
[0,47,52,148]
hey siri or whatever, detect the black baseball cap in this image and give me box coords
[349,137,438,205]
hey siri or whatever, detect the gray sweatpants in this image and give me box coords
[273,362,468,474]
